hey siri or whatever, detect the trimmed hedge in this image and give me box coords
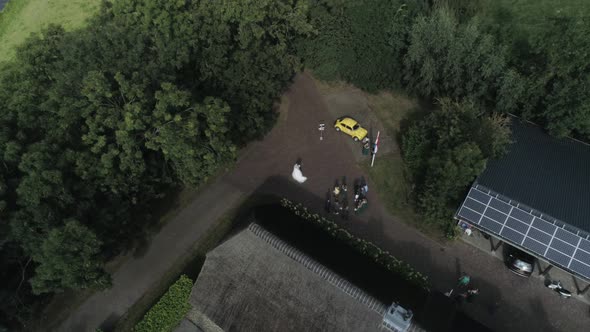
[133,275,193,332]
[280,198,430,290]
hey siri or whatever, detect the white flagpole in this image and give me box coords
[371,131,380,167]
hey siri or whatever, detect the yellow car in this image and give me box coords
[334,117,368,141]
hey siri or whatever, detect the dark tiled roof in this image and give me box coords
[187,224,388,332]
[477,118,590,233]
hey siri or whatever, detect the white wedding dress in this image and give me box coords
[292,164,307,183]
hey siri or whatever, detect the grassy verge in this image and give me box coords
[362,92,447,239]
[132,275,193,332]
[0,0,101,63]
[359,154,442,240]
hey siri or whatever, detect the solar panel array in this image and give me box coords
[457,184,590,280]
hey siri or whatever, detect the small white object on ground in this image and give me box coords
[292,164,307,183]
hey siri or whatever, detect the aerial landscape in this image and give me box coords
[1,0,590,331]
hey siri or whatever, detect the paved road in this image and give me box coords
[58,73,590,331]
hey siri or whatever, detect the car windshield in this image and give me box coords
[514,259,533,272]
[352,124,359,130]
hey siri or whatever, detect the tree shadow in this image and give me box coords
[97,312,120,332]
[168,175,563,332]
[527,298,557,332]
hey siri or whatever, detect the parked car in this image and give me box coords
[334,117,368,141]
[506,248,535,277]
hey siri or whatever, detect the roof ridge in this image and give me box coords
[506,113,590,147]
[247,223,387,315]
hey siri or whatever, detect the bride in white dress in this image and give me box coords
[292,163,307,183]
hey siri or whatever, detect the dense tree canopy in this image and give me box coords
[401,99,511,235]
[0,0,310,328]
[530,16,590,137]
[404,8,506,102]
[30,220,111,295]
[297,0,427,91]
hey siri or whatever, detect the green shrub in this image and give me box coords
[280,199,430,290]
[401,99,511,232]
[133,275,193,332]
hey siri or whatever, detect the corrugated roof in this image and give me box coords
[187,224,388,332]
[477,117,590,233]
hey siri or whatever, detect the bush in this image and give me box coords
[280,199,430,290]
[133,275,193,332]
[297,0,427,91]
[401,99,511,235]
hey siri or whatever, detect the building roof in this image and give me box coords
[457,184,590,280]
[456,118,590,280]
[186,223,396,332]
[477,118,590,234]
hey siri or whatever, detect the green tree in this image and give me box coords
[534,16,590,138]
[30,220,110,294]
[145,85,235,185]
[298,0,427,91]
[401,99,511,233]
[475,0,590,140]
[193,0,313,142]
[339,0,425,91]
[0,0,313,327]
[404,8,506,102]
[418,142,486,225]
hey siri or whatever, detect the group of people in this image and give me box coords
[445,275,480,304]
[325,178,369,218]
[327,181,349,219]
[354,182,369,213]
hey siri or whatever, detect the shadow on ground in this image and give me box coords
[226,175,572,332]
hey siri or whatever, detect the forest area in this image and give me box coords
[1,0,589,330]
[0,0,311,328]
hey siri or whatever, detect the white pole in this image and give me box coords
[371,131,380,167]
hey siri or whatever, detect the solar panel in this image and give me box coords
[457,184,590,280]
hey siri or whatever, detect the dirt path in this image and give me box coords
[58,73,588,332]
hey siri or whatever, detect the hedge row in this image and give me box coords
[280,198,430,290]
[133,275,193,332]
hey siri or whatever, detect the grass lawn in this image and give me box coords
[363,93,452,239]
[0,0,101,63]
[361,92,448,239]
